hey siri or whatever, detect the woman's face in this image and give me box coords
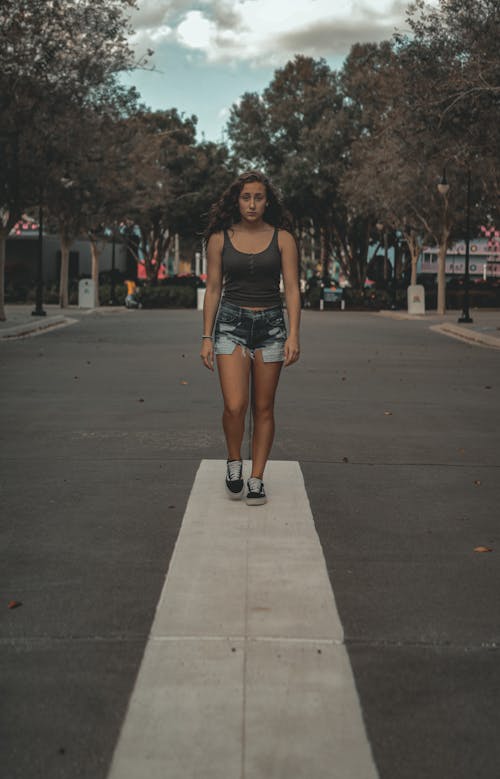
[238,182,267,223]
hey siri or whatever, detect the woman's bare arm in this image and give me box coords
[279,230,301,366]
[200,232,223,371]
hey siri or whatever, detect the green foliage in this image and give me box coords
[137,285,196,309]
[123,110,234,285]
[98,283,127,306]
[226,5,499,301]
[227,52,390,288]
[0,0,144,318]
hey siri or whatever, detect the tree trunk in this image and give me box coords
[174,233,180,275]
[0,229,6,321]
[404,229,423,288]
[410,245,419,287]
[319,226,328,281]
[59,235,71,308]
[90,239,100,308]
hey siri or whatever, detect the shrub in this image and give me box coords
[98,283,127,306]
[137,285,196,308]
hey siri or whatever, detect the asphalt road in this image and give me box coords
[1,308,499,779]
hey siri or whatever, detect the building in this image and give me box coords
[6,219,131,288]
[420,238,500,280]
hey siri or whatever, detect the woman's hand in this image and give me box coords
[200,338,215,371]
[284,336,300,367]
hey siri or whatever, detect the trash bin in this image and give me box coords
[197,288,206,311]
[78,279,95,309]
[407,284,425,315]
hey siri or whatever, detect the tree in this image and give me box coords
[228,57,343,278]
[42,88,141,306]
[401,0,499,205]
[341,1,498,310]
[228,49,397,289]
[0,0,142,318]
[169,140,236,240]
[122,109,200,284]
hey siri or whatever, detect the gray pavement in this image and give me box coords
[0,303,126,340]
[1,307,500,778]
[2,302,500,350]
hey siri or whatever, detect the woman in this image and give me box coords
[200,170,301,505]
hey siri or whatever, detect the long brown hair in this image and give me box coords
[204,170,292,241]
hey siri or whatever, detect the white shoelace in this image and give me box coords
[227,460,242,481]
[247,477,263,493]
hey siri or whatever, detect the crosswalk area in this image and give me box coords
[106,460,379,779]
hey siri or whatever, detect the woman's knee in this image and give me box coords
[252,402,274,421]
[223,400,248,419]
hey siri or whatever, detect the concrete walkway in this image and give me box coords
[107,460,378,779]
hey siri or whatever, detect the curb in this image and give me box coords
[0,315,77,341]
[377,309,500,350]
[377,311,436,322]
[430,323,500,350]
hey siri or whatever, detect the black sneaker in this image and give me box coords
[245,477,267,506]
[225,459,244,499]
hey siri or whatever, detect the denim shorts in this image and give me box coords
[214,299,287,362]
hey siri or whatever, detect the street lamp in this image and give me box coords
[458,169,473,324]
[376,221,389,283]
[108,224,118,306]
[32,194,47,317]
[437,168,450,197]
[376,220,396,308]
[436,169,450,315]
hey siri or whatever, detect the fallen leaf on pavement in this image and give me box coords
[8,600,22,609]
[473,480,481,486]
[342,456,349,463]
[474,546,493,553]
[180,380,188,385]
[384,411,393,416]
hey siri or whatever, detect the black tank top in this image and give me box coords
[221,228,282,307]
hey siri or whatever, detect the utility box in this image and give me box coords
[197,288,206,311]
[407,284,425,315]
[78,279,95,309]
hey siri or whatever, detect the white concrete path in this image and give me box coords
[106,460,379,779]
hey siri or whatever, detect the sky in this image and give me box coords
[122,0,412,142]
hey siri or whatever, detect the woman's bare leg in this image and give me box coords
[216,346,252,461]
[250,351,283,478]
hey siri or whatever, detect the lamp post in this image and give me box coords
[108,224,118,306]
[376,221,394,307]
[458,169,473,324]
[376,221,389,279]
[32,195,46,317]
[437,169,450,315]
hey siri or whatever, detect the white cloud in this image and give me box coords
[131,24,173,47]
[177,10,213,50]
[129,0,410,64]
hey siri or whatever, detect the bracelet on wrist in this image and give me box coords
[202,335,213,340]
